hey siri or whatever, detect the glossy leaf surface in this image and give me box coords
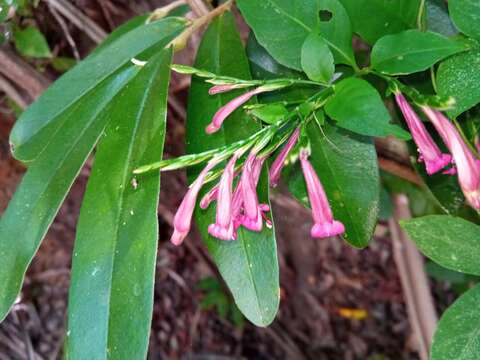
[316,0,356,67]
[301,32,334,83]
[437,46,480,117]
[449,0,480,40]
[186,13,279,326]
[401,215,480,275]
[0,66,140,322]
[10,17,185,162]
[431,284,480,360]
[371,30,467,75]
[288,122,379,248]
[325,78,410,139]
[339,0,420,44]
[237,0,320,70]
[67,50,171,359]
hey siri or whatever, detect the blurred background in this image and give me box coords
[0,0,473,359]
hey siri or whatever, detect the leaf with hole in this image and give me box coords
[316,0,356,67]
[66,49,171,359]
[371,30,467,75]
[287,122,379,248]
[237,0,321,70]
[401,215,480,275]
[186,12,279,327]
[325,77,410,139]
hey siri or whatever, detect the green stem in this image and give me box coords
[417,0,426,31]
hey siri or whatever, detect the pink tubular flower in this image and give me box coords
[269,127,300,186]
[395,93,451,175]
[171,160,218,246]
[208,154,238,240]
[300,149,345,238]
[205,87,266,134]
[422,107,480,209]
[240,152,263,232]
[199,185,219,210]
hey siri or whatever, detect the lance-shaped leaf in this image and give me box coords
[0,65,140,323]
[67,49,171,359]
[287,122,379,248]
[431,284,480,360]
[371,30,467,75]
[186,13,279,326]
[10,17,185,162]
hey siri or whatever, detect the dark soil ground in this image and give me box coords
[0,1,458,359]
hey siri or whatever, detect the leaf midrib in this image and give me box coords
[103,61,161,353]
[265,0,312,32]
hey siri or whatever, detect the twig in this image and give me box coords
[378,157,422,186]
[45,0,107,44]
[0,74,28,109]
[186,0,211,16]
[95,0,115,31]
[49,4,80,60]
[169,0,234,50]
[0,47,50,99]
[388,194,438,360]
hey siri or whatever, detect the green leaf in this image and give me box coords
[301,32,334,83]
[449,0,480,41]
[92,14,149,55]
[339,0,420,44]
[237,0,321,70]
[0,65,140,323]
[287,122,379,248]
[66,49,171,359]
[371,30,467,75]
[431,284,480,360]
[246,34,315,103]
[10,17,185,162]
[247,103,288,124]
[186,13,279,326]
[325,77,411,139]
[401,215,480,275]
[437,46,480,117]
[316,0,356,67]
[13,26,52,58]
[426,0,458,37]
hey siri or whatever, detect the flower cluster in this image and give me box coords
[170,85,345,245]
[395,92,480,209]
